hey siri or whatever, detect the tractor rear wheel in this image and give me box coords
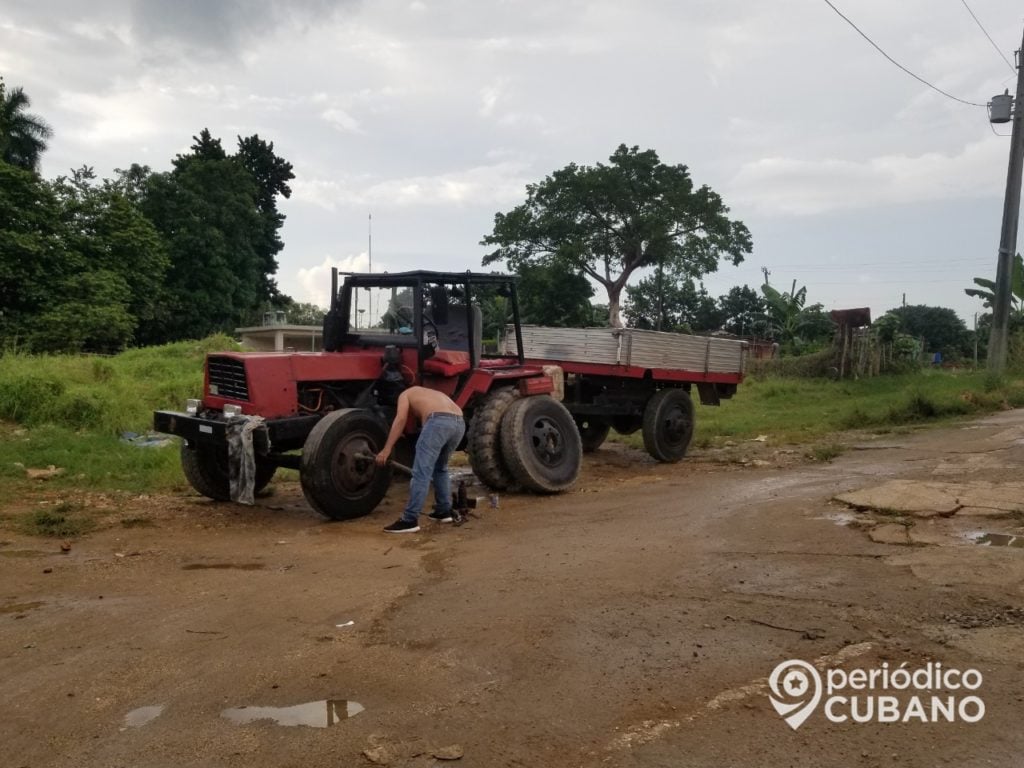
[641,388,695,463]
[574,416,610,453]
[500,395,582,493]
[300,409,392,520]
[466,387,519,490]
[180,442,276,501]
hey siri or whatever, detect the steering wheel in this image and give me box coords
[393,306,439,338]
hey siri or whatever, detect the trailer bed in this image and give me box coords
[505,325,746,383]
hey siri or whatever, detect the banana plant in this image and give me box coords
[965,253,1024,315]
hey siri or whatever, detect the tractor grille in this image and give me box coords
[207,356,250,401]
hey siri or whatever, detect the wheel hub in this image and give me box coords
[530,417,565,466]
[331,433,378,495]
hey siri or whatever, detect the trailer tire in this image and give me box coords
[466,387,519,490]
[642,388,695,463]
[574,417,610,453]
[180,442,276,501]
[300,409,392,520]
[500,395,582,493]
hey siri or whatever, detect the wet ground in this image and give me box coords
[2,411,1024,767]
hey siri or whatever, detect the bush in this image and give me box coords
[748,348,836,379]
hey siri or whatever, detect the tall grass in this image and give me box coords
[0,334,239,434]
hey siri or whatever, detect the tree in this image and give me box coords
[625,272,722,332]
[51,167,169,344]
[482,144,752,327]
[0,161,65,345]
[881,304,970,361]
[517,262,595,327]
[140,129,293,342]
[965,254,1024,316]
[0,78,53,172]
[717,285,767,336]
[761,279,835,352]
[29,271,136,354]
[235,134,294,300]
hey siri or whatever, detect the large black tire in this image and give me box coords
[180,442,277,501]
[300,409,392,520]
[641,388,695,463]
[466,387,519,490]
[574,416,610,453]
[500,395,582,493]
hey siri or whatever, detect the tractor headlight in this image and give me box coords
[186,399,200,415]
[223,404,243,418]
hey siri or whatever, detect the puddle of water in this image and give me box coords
[0,601,44,615]
[122,704,165,729]
[182,563,265,571]
[221,700,364,728]
[974,533,1024,548]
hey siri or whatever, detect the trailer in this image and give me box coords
[506,325,746,461]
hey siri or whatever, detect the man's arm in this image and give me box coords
[376,391,410,465]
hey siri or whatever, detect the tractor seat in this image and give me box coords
[422,348,471,377]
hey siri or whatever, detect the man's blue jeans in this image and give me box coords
[401,413,466,524]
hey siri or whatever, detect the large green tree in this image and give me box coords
[0,161,64,345]
[625,271,722,332]
[717,285,767,336]
[881,304,970,361]
[517,262,596,327]
[140,129,293,342]
[0,78,53,173]
[51,167,168,344]
[482,144,752,327]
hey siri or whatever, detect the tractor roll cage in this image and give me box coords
[328,269,526,369]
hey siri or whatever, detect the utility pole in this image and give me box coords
[988,26,1024,373]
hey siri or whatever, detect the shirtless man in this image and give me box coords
[376,386,465,533]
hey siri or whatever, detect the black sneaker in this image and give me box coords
[428,510,453,523]
[383,519,420,534]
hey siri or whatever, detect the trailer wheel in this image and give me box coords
[180,442,276,501]
[466,387,519,490]
[642,388,695,463]
[300,409,392,520]
[574,417,610,453]
[500,395,582,493]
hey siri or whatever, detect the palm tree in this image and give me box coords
[0,78,53,172]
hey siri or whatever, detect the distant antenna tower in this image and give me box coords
[761,266,771,286]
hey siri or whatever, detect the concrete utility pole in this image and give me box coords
[988,26,1024,372]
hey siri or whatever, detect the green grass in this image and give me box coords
[16,503,95,538]
[616,369,1024,450]
[0,336,240,506]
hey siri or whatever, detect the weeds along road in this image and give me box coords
[3,411,1024,767]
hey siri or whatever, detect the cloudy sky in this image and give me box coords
[2,0,1021,323]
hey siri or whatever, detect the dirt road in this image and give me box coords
[3,411,1024,767]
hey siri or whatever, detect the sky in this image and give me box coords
[2,0,1022,325]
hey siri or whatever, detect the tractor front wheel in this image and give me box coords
[300,409,392,520]
[500,395,582,493]
[180,442,276,501]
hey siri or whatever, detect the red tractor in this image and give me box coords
[154,270,582,519]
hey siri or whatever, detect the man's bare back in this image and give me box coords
[402,386,463,422]
[376,386,462,467]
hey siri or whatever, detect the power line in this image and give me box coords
[959,0,1016,75]
[822,0,987,107]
